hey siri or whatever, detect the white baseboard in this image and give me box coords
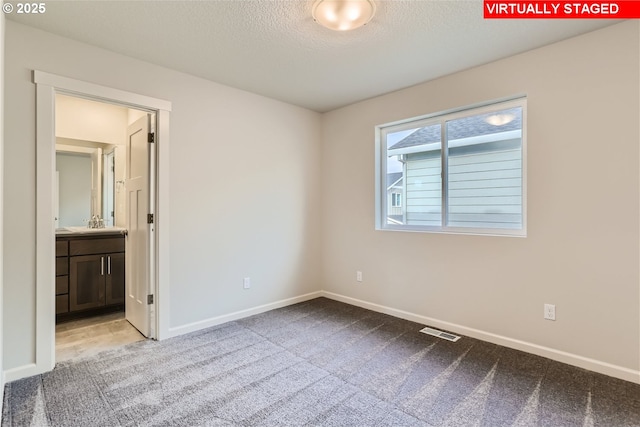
[165,291,322,339]
[6,291,638,386]
[321,291,640,385]
[3,363,39,384]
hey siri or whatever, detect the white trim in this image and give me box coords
[4,364,38,383]
[387,129,522,156]
[378,94,528,130]
[0,11,5,410]
[7,286,638,386]
[33,71,171,112]
[165,291,322,338]
[376,97,527,238]
[320,291,640,385]
[390,192,402,208]
[28,71,171,381]
[36,83,56,374]
[156,110,171,340]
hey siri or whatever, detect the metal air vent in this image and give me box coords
[419,326,460,342]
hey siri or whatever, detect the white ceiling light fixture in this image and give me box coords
[485,113,515,126]
[312,0,376,31]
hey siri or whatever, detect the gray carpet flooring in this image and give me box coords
[2,297,640,426]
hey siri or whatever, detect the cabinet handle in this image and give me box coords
[101,256,104,276]
[108,256,111,275]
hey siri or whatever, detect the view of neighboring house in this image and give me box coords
[386,107,523,229]
[386,172,403,223]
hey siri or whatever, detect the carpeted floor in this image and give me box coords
[2,297,640,426]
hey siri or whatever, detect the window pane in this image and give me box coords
[446,107,523,229]
[387,124,442,227]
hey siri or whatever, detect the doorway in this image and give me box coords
[54,94,152,350]
[33,70,172,377]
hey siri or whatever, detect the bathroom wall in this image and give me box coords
[56,94,128,145]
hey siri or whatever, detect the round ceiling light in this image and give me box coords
[485,114,515,126]
[312,0,376,31]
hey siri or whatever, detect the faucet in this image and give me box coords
[88,215,105,229]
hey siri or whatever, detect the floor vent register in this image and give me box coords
[419,326,461,342]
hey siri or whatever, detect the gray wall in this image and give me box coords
[1,10,5,405]
[4,20,322,371]
[321,21,639,375]
[3,18,639,383]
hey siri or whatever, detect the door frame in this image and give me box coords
[34,70,171,375]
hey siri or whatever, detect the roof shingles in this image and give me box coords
[389,107,522,150]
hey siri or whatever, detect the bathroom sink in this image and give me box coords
[58,226,127,234]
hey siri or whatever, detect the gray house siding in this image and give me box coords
[405,150,441,226]
[404,139,522,229]
[447,140,522,229]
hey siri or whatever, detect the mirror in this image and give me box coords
[56,138,117,228]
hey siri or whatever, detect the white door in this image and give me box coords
[103,151,115,227]
[125,115,152,337]
[90,148,103,217]
[55,171,60,228]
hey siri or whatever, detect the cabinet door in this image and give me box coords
[56,295,69,314]
[69,254,106,312]
[106,252,125,306]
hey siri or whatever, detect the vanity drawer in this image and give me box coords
[56,295,69,314]
[56,257,68,276]
[56,275,69,295]
[56,240,68,257]
[70,237,124,256]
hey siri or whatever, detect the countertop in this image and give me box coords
[56,226,128,236]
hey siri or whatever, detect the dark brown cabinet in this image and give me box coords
[106,252,125,305]
[55,240,70,314]
[56,233,125,321]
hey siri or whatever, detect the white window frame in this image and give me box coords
[375,97,527,237]
[391,193,402,207]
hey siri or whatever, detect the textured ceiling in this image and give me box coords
[7,1,619,112]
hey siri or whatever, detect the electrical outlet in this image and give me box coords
[544,303,556,321]
[243,277,251,289]
[356,271,363,282]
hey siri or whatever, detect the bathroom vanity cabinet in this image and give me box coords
[56,231,125,321]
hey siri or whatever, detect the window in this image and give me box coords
[391,193,402,207]
[376,98,526,236]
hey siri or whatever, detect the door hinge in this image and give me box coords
[147,294,154,305]
[148,133,155,143]
[147,213,154,224]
